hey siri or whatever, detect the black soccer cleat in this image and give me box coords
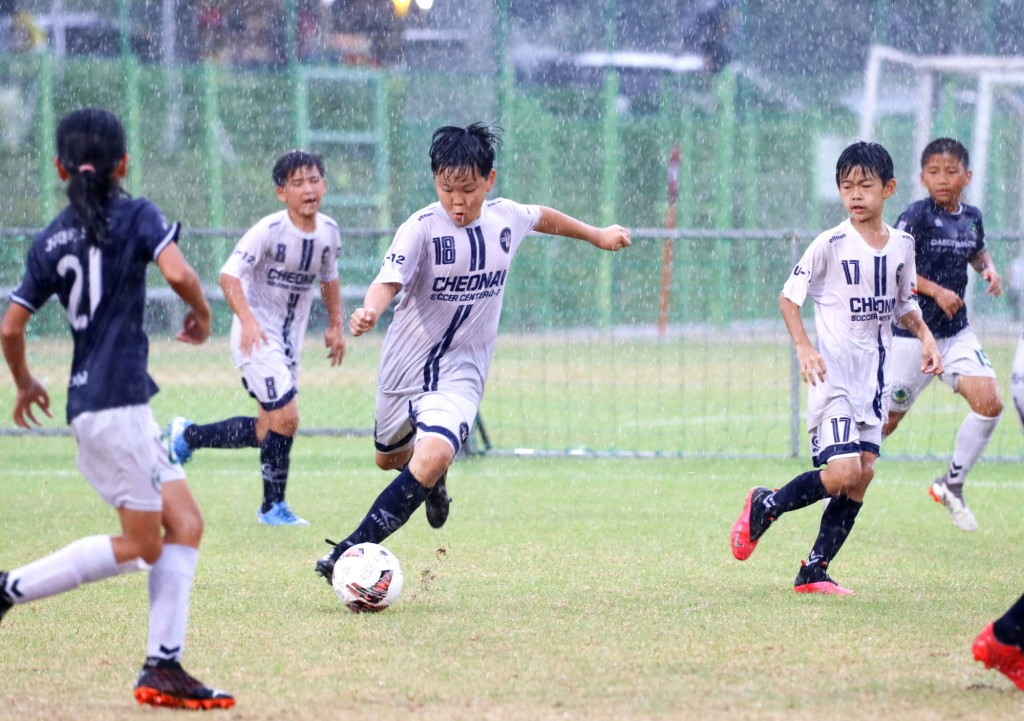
[0,571,12,625]
[425,472,451,529]
[134,657,235,710]
[315,539,341,587]
[793,560,853,595]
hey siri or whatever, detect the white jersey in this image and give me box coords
[782,219,920,431]
[374,198,541,406]
[221,210,340,367]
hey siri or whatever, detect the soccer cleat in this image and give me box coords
[134,657,235,710]
[929,478,978,532]
[793,559,853,595]
[315,539,342,586]
[0,571,12,625]
[166,417,195,465]
[730,486,774,561]
[257,501,310,526]
[973,623,1024,691]
[424,472,451,529]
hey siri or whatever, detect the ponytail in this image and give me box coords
[55,108,128,248]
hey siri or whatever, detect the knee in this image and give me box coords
[165,508,205,548]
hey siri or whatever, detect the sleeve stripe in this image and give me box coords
[152,222,181,260]
[9,293,37,313]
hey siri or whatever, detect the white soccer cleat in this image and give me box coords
[929,480,978,532]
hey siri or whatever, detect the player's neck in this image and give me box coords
[850,216,889,249]
[288,210,317,233]
[933,196,961,214]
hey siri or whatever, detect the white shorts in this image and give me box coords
[374,390,477,457]
[810,412,882,467]
[888,328,996,413]
[232,334,299,410]
[71,405,184,512]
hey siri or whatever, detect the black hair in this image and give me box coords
[835,141,895,186]
[272,150,325,187]
[921,137,969,169]
[429,123,500,178]
[56,107,127,248]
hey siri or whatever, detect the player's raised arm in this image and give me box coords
[533,207,631,252]
[350,282,401,337]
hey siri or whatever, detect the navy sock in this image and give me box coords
[994,593,1024,648]
[764,470,829,517]
[331,467,431,559]
[185,417,258,449]
[260,431,293,512]
[806,495,863,566]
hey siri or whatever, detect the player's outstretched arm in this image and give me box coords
[900,309,944,376]
[972,250,1002,297]
[779,294,825,386]
[157,242,211,345]
[0,303,52,428]
[350,282,401,337]
[320,278,346,366]
[220,272,266,356]
[533,207,631,252]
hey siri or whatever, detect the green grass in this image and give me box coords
[1,436,1023,720]
[3,335,1024,719]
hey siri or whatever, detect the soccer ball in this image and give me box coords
[331,542,404,612]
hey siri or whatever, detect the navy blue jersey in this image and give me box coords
[10,197,180,422]
[893,198,985,339]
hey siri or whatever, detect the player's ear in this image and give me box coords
[963,168,973,186]
[114,154,129,180]
[54,156,69,181]
[276,185,287,203]
[485,168,496,191]
[883,178,897,199]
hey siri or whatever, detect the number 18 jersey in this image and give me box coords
[373,198,541,407]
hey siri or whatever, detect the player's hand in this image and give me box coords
[240,319,268,357]
[596,225,631,252]
[920,341,944,376]
[177,309,211,345]
[795,343,826,386]
[935,287,963,319]
[982,267,1002,297]
[325,324,346,366]
[349,308,377,337]
[13,376,51,429]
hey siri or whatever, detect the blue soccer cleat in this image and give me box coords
[166,417,195,465]
[257,501,309,527]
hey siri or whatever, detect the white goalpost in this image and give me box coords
[859,44,1024,222]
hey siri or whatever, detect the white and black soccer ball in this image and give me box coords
[331,542,404,612]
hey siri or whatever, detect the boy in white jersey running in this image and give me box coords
[314,123,630,583]
[168,151,346,526]
[730,141,943,594]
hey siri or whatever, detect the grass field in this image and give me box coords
[2,336,1024,719]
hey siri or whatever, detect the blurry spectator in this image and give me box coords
[683,0,737,73]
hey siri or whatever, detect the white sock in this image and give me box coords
[5,535,146,604]
[147,544,199,662]
[947,411,1000,488]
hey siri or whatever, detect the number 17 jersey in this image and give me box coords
[373,198,541,407]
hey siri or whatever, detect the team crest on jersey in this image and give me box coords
[892,386,912,405]
[500,227,512,254]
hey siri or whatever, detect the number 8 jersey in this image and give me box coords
[11,198,179,422]
[373,198,541,406]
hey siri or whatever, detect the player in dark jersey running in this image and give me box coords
[0,107,233,710]
[883,138,1002,532]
